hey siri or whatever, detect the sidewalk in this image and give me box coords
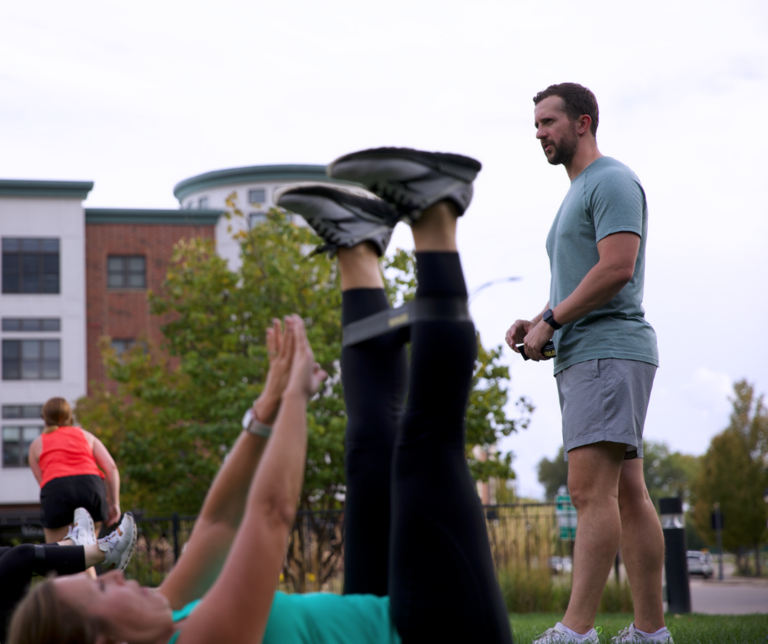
[689,577,768,614]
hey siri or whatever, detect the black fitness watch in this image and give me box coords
[543,308,562,330]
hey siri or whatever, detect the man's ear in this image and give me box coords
[576,114,592,136]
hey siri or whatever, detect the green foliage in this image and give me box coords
[537,446,568,501]
[497,566,633,614]
[691,380,768,573]
[77,205,529,515]
[642,440,701,509]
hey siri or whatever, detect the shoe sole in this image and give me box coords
[327,147,482,184]
[278,185,397,227]
[113,513,138,571]
[275,184,397,255]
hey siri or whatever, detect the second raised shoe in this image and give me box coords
[274,184,397,257]
[98,512,137,571]
[327,147,481,224]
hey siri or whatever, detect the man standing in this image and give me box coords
[506,83,673,643]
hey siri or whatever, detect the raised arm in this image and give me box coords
[159,318,297,609]
[180,315,327,644]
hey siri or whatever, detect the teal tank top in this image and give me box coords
[167,592,401,644]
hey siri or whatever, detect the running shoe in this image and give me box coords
[274,184,396,257]
[327,147,481,224]
[532,623,601,643]
[63,507,97,546]
[611,624,675,643]
[98,512,137,571]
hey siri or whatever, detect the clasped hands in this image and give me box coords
[505,317,555,362]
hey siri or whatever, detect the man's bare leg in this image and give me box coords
[618,459,666,633]
[562,441,625,634]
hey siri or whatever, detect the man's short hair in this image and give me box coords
[533,83,599,137]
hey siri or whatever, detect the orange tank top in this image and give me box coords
[39,426,104,488]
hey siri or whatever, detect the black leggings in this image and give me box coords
[0,543,86,642]
[341,252,513,644]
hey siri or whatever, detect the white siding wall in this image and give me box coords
[0,196,87,504]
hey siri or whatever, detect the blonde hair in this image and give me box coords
[41,398,74,433]
[7,579,104,644]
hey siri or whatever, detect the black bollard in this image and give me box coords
[660,497,691,613]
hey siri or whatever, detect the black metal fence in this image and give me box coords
[0,503,565,589]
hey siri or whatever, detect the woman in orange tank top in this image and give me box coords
[27,398,121,546]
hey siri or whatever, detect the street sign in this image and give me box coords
[555,494,577,541]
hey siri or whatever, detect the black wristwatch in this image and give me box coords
[543,308,562,330]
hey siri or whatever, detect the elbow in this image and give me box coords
[259,494,298,532]
[611,265,634,289]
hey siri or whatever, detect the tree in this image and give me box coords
[642,440,701,509]
[537,446,568,501]
[691,380,768,576]
[76,205,531,515]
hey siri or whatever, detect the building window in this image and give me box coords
[2,318,61,332]
[107,256,146,289]
[198,197,209,209]
[249,212,267,227]
[2,340,61,380]
[2,238,60,294]
[110,339,145,356]
[2,405,43,419]
[2,426,42,468]
[248,189,266,204]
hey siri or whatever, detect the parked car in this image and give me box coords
[548,556,573,574]
[686,550,714,579]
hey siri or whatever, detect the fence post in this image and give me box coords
[172,512,180,562]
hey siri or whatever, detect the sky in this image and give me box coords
[1,0,766,498]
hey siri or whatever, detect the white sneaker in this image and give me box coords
[97,512,137,571]
[64,507,97,546]
[532,622,601,643]
[612,624,675,643]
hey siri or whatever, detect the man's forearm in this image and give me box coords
[551,263,630,325]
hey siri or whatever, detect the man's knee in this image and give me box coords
[618,461,652,512]
[566,443,624,509]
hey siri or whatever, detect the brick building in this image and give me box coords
[83,210,219,391]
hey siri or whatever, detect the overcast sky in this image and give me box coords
[2,0,766,498]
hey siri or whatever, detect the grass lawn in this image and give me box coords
[510,613,768,643]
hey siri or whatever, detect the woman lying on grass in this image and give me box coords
[9,147,514,644]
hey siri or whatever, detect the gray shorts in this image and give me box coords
[555,358,656,461]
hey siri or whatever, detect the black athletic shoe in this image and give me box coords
[327,147,482,224]
[274,184,397,257]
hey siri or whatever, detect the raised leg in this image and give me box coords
[339,243,408,596]
[0,543,87,642]
[389,202,513,644]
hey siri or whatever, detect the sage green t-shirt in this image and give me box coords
[545,156,658,375]
[167,592,401,644]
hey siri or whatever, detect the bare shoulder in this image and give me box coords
[79,427,98,446]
